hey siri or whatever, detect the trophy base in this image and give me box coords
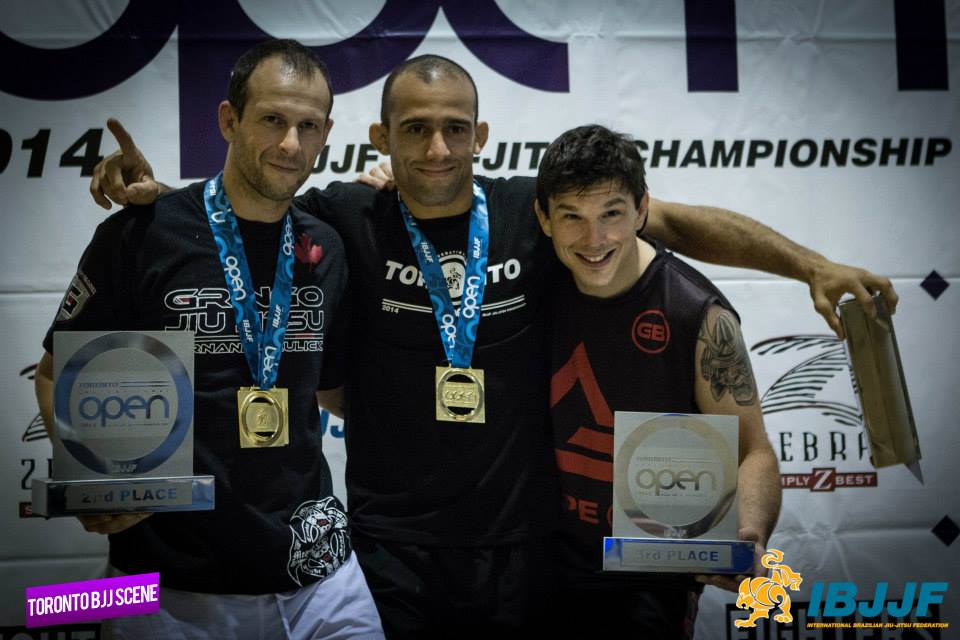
[32,476,215,517]
[603,537,756,574]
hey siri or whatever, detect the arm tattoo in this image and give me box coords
[698,310,757,405]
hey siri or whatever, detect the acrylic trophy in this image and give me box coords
[32,331,215,516]
[603,412,755,574]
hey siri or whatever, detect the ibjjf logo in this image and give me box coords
[420,242,435,264]
[735,549,803,628]
[631,309,670,354]
[271,304,283,329]
[809,581,948,620]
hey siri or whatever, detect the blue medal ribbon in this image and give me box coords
[398,181,490,368]
[203,173,295,389]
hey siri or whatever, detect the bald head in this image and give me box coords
[380,54,478,126]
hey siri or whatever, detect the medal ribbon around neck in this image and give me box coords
[204,172,295,389]
[398,181,490,368]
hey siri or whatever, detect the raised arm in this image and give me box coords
[692,305,781,592]
[646,199,898,339]
[90,119,170,209]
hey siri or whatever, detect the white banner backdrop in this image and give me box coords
[1,1,956,637]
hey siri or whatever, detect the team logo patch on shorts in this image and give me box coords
[287,497,350,587]
[631,309,671,354]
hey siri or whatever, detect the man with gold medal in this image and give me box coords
[398,182,490,424]
[35,40,383,638]
[202,169,293,449]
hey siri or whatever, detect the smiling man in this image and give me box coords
[369,66,487,215]
[36,40,383,638]
[536,125,780,638]
[87,53,893,636]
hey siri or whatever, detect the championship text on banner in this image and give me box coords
[25,572,160,628]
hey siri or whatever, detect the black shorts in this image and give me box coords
[352,531,556,638]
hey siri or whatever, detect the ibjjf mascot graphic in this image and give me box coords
[735,549,803,627]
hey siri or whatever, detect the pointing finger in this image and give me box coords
[106,118,137,157]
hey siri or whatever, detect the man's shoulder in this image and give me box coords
[295,181,393,219]
[154,180,205,214]
[661,249,717,291]
[100,181,204,232]
[290,203,347,260]
[475,174,537,199]
[658,247,737,318]
[475,175,539,237]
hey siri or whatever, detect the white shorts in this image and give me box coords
[103,552,383,639]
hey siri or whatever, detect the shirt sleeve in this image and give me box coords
[42,215,135,354]
[294,182,383,239]
[294,186,336,224]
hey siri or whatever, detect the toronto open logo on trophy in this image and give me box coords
[32,331,214,516]
[603,412,755,575]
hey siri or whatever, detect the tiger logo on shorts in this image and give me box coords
[287,497,350,587]
[734,548,803,628]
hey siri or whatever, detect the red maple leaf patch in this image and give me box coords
[295,233,324,266]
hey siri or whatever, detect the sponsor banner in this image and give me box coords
[1,2,958,290]
[25,573,159,628]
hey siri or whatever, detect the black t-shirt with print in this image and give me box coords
[297,176,560,546]
[44,182,351,594]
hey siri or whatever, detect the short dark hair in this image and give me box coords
[380,54,478,125]
[536,124,647,214]
[227,39,333,119]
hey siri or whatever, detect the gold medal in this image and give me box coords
[237,387,289,448]
[435,367,485,423]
